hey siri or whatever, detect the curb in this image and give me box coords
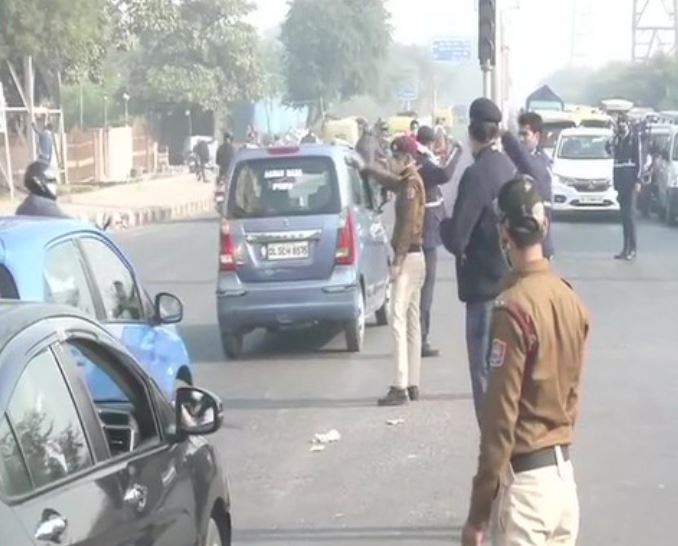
[69,196,214,231]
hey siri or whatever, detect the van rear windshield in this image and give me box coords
[228,157,340,218]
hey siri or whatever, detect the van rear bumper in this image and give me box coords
[216,267,360,332]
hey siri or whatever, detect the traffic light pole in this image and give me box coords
[482,62,493,99]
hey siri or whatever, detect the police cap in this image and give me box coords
[496,176,547,234]
[469,97,503,124]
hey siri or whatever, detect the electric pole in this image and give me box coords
[632,0,678,61]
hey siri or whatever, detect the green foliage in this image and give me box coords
[280,0,392,112]
[127,0,263,110]
[543,54,678,110]
[0,0,111,82]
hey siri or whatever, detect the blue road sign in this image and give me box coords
[397,82,418,101]
[432,39,473,63]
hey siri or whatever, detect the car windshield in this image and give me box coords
[542,122,577,149]
[228,157,340,218]
[558,135,611,160]
[649,133,671,155]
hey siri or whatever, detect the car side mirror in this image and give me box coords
[174,387,223,437]
[154,292,183,324]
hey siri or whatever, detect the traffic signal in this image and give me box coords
[478,0,496,66]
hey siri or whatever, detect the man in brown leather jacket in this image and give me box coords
[462,175,589,546]
[357,135,426,406]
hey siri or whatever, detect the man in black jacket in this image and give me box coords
[416,125,463,357]
[440,98,515,423]
[16,161,69,218]
[216,131,235,178]
[501,112,554,258]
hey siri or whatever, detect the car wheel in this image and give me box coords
[375,281,391,326]
[221,332,244,360]
[205,517,225,546]
[345,291,365,353]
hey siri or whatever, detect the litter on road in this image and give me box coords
[386,418,405,426]
[309,444,326,453]
[313,429,342,444]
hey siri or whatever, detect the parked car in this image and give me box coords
[0,302,231,546]
[0,217,193,398]
[657,135,678,225]
[551,127,620,214]
[216,143,392,358]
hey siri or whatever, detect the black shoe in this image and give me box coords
[378,387,408,407]
[407,386,420,401]
[625,251,637,261]
[421,343,440,358]
[614,251,628,260]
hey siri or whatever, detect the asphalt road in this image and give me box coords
[116,214,678,546]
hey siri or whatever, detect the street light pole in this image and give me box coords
[123,93,130,125]
[103,95,109,128]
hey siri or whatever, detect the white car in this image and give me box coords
[551,128,620,213]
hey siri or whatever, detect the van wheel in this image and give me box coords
[221,332,244,360]
[345,292,365,352]
[375,281,391,326]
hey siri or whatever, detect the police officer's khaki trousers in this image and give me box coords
[392,252,426,389]
[492,452,579,546]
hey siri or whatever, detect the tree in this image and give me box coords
[0,0,111,85]
[126,0,263,111]
[280,0,392,121]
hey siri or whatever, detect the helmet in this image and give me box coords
[24,161,58,200]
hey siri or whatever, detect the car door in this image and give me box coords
[4,346,130,545]
[347,162,378,308]
[76,235,190,397]
[349,163,390,311]
[58,336,197,546]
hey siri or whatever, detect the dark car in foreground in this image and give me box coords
[0,302,231,546]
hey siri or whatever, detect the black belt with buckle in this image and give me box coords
[408,244,422,253]
[511,445,570,474]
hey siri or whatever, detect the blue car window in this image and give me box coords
[0,415,32,496]
[7,350,93,490]
[68,344,129,404]
[45,241,96,317]
[79,239,144,322]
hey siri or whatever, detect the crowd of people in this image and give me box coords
[351,98,590,546]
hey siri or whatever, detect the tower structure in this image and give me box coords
[632,0,678,61]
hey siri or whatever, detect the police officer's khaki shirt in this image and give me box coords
[468,259,589,526]
[364,163,425,266]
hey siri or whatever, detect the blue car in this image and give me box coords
[0,217,192,398]
[217,143,392,358]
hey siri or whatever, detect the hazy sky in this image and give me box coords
[250,0,637,102]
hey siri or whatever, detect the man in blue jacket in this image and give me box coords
[440,98,515,423]
[416,125,463,358]
[501,112,554,258]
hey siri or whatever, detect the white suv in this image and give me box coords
[552,127,620,213]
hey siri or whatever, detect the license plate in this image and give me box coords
[266,242,309,261]
[579,195,605,204]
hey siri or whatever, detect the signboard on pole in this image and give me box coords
[432,39,473,63]
[397,81,418,102]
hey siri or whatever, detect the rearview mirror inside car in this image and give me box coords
[154,292,183,324]
[175,387,223,437]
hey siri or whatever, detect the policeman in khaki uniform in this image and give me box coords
[357,135,426,406]
[462,176,590,546]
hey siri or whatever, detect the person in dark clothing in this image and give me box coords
[193,140,211,182]
[501,112,555,258]
[606,116,642,260]
[16,161,68,218]
[439,98,516,424]
[410,119,420,138]
[216,132,235,178]
[416,125,463,357]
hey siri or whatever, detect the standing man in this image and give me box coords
[607,116,642,260]
[416,125,463,357]
[410,119,420,138]
[501,112,555,258]
[216,131,235,179]
[357,136,426,406]
[440,98,515,423]
[32,119,54,166]
[461,176,589,546]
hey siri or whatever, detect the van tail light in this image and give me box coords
[335,208,357,266]
[219,221,237,271]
